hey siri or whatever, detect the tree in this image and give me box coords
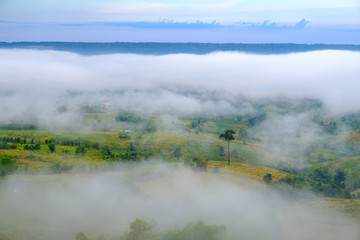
[0,142,9,149]
[119,131,131,140]
[120,218,156,240]
[75,232,88,240]
[173,147,182,160]
[129,142,136,152]
[193,157,208,171]
[263,173,272,184]
[219,129,235,165]
[334,169,345,188]
[75,145,87,155]
[0,155,16,176]
[48,142,56,153]
[163,220,226,240]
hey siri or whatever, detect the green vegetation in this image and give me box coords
[0,155,16,176]
[120,218,156,240]
[1,97,360,239]
[263,173,272,184]
[1,101,360,200]
[76,219,226,240]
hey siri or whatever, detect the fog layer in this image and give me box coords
[1,49,360,124]
[0,166,358,240]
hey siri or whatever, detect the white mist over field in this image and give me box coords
[0,49,360,123]
[0,165,358,240]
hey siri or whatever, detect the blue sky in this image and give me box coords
[0,0,359,43]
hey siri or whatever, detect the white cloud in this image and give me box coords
[1,165,359,239]
[0,49,360,124]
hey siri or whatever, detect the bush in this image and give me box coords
[75,145,87,155]
[263,173,272,184]
[172,147,182,160]
[48,142,56,153]
[9,143,17,149]
[120,219,156,240]
[193,157,208,171]
[0,142,9,149]
[51,162,73,174]
[100,145,115,159]
[23,143,40,151]
[0,155,16,176]
[78,219,226,240]
[75,232,89,240]
[119,131,131,140]
[116,112,141,123]
[162,220,226,240]
[0,123,36,130]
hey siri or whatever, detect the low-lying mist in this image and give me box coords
[0,164,358,240]
[1,48,360,240]
[1,49,360,127]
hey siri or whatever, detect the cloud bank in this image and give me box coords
[58,19,309,30]
[1,49,360,124]
[0,166,358,240]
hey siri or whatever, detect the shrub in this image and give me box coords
[48,142,56,153]
[75,145,87,155]
[119,131,131,140]
[23,143,40,151]
[0,142,9,149]
[172,147,182,160]
[263,173,272,184]
[116,112,141,123]
[75,232,89,240]
[0,155,16,176]
[162,220,226,240]
[51,162,73,174]
[120,219,156,240]
[193,157,208,171]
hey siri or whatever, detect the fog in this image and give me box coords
[0,165,358,240]
[1,49,360,126]
[1,49,360,240]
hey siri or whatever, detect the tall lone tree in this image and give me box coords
[219,129,235,165]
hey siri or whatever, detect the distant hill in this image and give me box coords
[0,42,359,55]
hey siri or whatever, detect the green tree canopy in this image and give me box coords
[120,218,156,240]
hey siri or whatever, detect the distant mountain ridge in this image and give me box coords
[0,42,359,55]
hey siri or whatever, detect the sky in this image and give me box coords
[0,0,359,43]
